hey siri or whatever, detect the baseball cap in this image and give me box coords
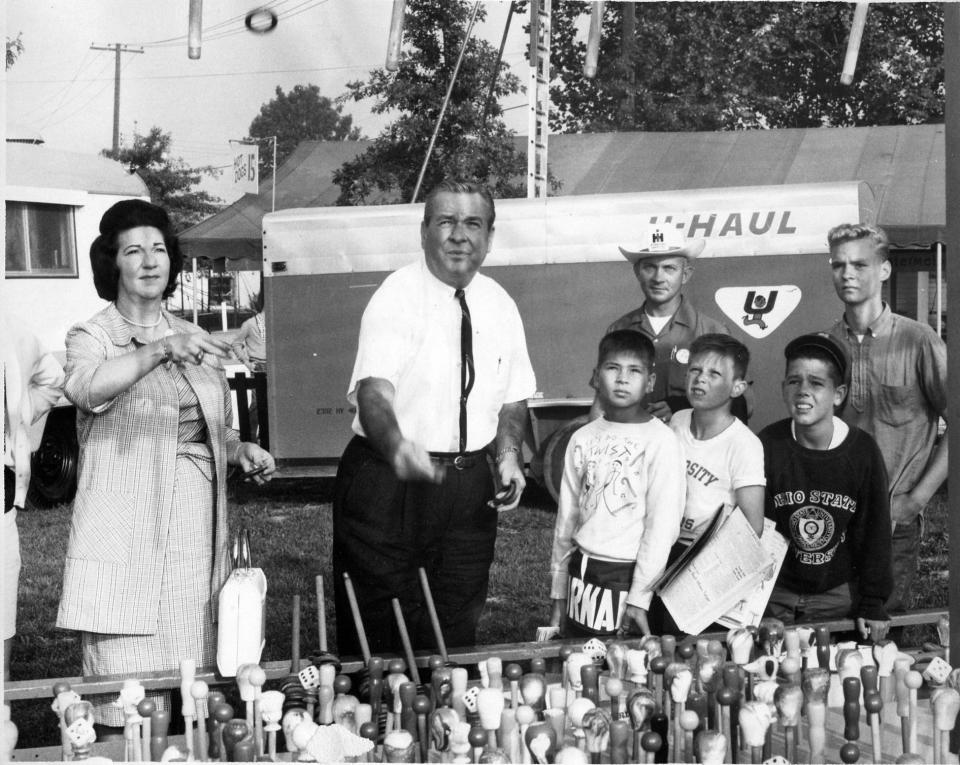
[784,332,848,381]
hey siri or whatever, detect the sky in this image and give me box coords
[5,0,536,205]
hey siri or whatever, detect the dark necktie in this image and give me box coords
[455,288,475,453]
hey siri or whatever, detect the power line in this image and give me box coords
[17,51,97,119]
[9,63,376,85]
[15,53,110,122]
[136,0,331,48]
[37,56,139,136]
[133,0,294,46]
[22,58,116,129]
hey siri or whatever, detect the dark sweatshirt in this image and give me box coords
[758,418,893,621]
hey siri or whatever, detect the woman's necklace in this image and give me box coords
[115,304,163,328]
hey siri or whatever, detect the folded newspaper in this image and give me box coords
[658,506,787,634]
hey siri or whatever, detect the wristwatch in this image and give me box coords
[496,445,521,463]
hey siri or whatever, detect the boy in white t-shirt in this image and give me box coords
[650,333,765,633]
[672,333,765,543]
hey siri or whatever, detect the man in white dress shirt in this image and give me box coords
[332,180,536,655]
[3,310,64,678]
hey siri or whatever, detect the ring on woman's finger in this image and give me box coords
[195,349,205,362]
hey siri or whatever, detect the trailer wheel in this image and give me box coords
[27,408,78,508]
[540,415,590,504]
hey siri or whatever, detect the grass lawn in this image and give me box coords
[8,480,948,748]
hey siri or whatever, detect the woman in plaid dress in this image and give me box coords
[56,200,275,731]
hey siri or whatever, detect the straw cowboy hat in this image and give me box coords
[618,226,706,263]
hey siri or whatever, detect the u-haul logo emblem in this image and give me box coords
[715,286,802,339]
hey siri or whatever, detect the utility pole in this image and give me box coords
[527,0,551,199]
[90,43,144,153]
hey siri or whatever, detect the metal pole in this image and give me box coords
[936,241,943,338]
[527,0,540,199]
[943,1,960,680]
[479,2,516,134]
[192,257,199,326]
[272,136,277,213]
[526,0,551,199]
[410,1,483,204]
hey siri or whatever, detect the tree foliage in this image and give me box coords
[247,84,361,180]
[103,127,222,232]
[6,33,24,70]
[548,2,943,133]
[334,0,536,205]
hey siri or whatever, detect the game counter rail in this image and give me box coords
[4,609,954,763]
[4,610,947,702]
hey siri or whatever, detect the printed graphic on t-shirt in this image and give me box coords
[774,487,856,566]
[790,506,835,553]
[574,437,646,520]
[686,460,719,488]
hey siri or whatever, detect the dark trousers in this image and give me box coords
[332,436,497,658]
[4,467,14,512]
[561,549,632,639]
[765,581,855,623]
[887,517,920,613]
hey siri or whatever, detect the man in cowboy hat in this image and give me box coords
[600,226,741,422]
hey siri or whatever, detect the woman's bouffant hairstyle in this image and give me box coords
[90,199,183,301]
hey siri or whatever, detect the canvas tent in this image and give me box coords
[179,123,946,268]
[180,140,371,270]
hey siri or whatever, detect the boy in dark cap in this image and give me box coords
[759,332,892,642]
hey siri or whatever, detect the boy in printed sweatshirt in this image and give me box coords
[549,330,685,638]
[760,332,892,642]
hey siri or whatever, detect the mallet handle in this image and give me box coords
[141,715,152,762]
[316,575,328,653]
[343,572,372,664]
[870,714,881,764]
[808,702,826,765]
[419,567,449,663]
[391,598,421,685]
[291,594,301,673]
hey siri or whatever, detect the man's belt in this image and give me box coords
[428,449,488,471]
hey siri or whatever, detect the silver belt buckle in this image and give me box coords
[453,455,467,470]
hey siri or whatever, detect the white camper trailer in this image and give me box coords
[4,141,149,505]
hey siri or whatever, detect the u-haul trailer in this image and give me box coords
[261,181,874,494]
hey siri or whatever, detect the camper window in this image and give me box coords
[5,201,78,278]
